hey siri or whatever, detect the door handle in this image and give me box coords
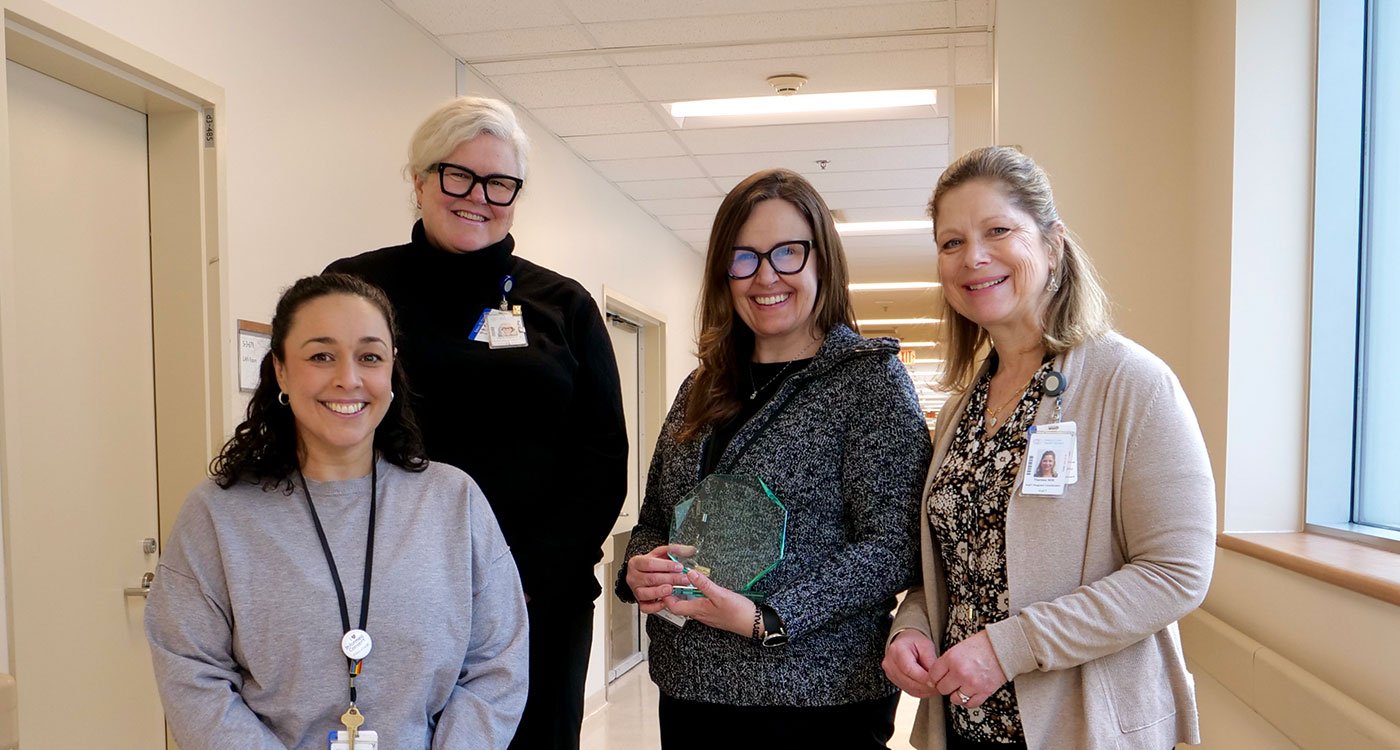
[124,571,154,598]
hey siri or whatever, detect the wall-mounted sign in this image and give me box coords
[237,319,272,393]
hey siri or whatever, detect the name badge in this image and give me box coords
[329,729,378,750]
[486,307,528,349]
[469,308,490,343]
[1022,421,1077,496]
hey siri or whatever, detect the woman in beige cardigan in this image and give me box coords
[883,147,1215,750]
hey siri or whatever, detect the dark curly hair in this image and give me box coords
[210,273,428,492]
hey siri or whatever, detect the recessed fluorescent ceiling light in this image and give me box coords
[671,89,935,119]
[857,318,940,326]
[848,282,941,291]
[836,220,933,235]
[896,341,938,348]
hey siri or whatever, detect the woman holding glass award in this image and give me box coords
[617,168,931,748]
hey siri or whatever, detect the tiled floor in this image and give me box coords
[580,665,920,750]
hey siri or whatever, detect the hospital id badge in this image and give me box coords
[329,729,378,750]
[486,308,528,349]
[1022,422,1076,496]
[469,309,491,343]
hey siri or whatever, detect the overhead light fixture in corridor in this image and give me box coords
[848,282,941,291]
[835,220,933,235]
[670,76,936,120]
[856,318,940,326]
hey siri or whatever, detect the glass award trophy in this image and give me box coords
[668,474,788,602]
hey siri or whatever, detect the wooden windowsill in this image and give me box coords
[1217,532,1400,607]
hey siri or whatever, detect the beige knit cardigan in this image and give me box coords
[891,332,1216,749]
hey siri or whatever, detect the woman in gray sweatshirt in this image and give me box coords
[145,273,528,749]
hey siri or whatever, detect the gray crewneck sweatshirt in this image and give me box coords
[145,459,528,750]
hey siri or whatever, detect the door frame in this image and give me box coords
[0,0,228,685]
[599,288,667,687]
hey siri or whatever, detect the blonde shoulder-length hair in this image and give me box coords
[930,147,1112,391]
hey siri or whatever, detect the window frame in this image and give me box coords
[1304,0,1400,549]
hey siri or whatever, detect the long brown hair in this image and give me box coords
[678,169,857,441]
[929,147,1112,390]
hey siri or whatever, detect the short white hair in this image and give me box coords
[406,96,531,184]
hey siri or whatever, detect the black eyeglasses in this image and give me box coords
[432,162,524,206]
[727,240,813,279]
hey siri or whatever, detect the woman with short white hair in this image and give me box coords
[327,96,628,750]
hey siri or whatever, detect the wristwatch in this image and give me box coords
[759,605,789,648]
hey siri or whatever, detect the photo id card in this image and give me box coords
[1023,422,1077,496]
[486,308,528,349]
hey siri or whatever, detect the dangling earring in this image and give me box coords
[277,391,289,406]
[1047,271,1060,294]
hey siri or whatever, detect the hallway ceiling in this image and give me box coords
[387,0,990,403]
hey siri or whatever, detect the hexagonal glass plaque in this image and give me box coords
[668,473,788,602]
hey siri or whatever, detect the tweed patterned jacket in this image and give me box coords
[616,324,932,706]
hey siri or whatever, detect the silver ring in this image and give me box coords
[957,690,971,705]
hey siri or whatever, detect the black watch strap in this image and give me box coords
[759,605,788,647]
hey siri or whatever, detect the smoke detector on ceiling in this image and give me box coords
[766,74,808,95]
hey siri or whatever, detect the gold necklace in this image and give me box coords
[984,372,1036,427]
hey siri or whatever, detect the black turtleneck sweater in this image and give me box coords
[326,222,627,604]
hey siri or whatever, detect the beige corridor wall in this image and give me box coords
[996,1,1196,377]
[997,0,1400,732]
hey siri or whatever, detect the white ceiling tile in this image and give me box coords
[955,0,991,27]
[953,31,991,46]
[586,4,951,48]
[675,229,713,245]
[610,34,948,66]
[697,144,950,177]
[618,179,724,200]
[636,196,726,215]
[623,49,951,101]
[820,189,933,209]
[563,131,686,160]
[394,0,574,33]
[802,168,942,192]
[561,0,948,23]
[473,56,613,76]
[840,232,937,250]
[441,26,596,60]
[657,213,717,231]
[678,118,949,155]
[953,44,992,85]
[838,206,933,222]
[487,68,640,107]
[592,156,705,181]
[531,103,668,136]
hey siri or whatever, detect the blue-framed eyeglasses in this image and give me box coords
[727,240,813,279]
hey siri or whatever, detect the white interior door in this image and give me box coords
[607,316,642,536]
[604,314,645,680]
[4,60,165,748]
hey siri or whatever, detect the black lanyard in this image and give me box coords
[297,460,377,704]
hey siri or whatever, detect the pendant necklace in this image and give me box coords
[747,338,820,400]
[984,371,1038,427]
[749,360,799,400]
